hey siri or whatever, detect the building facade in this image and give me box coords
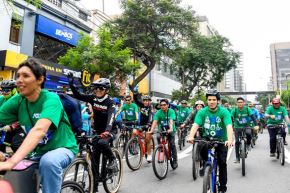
[0,0,93,90]
[270,42,290,91]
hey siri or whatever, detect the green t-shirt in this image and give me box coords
[194,105,232,142]
[0,96,5,107]
[231,106,253,129]
[266,105,288,125]
[154,108,176,133]
[0,90,78,156]
[176,105,191,123]
[121,103,139,121]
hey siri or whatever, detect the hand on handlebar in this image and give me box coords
[180,123,186,128]
[225,140,233,147]
[167,129,173,134]
[187,136,194,144]
[270,115,275,120]
[100,131,110,139]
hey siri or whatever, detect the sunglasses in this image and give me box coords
[94,86,106,91]
[1,89,11,93]
[160,104,167,106]
[126,99,131,102]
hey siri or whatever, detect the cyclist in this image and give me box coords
[188,89,233,193]
[148,99,178,169]
[113,97,123,132]
[116,95,139,129]
[181,100,205,129]
[133,92,153,161]
[265,98,290,157]
[231,97,259,163]
[68,75,118,170]
[0,58,78,193]
[223,102,232,113]
[0,79,26,153]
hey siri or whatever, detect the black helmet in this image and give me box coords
[92,78,111,89]
[1,79,16,89]
[206,89,221,100]
[142,95,151,101]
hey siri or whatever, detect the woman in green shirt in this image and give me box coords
[0,58,78,193]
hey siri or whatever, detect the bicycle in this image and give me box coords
[235,127,251,176]
[251,127,258,147]
[195,138,224,193]
[63,134,123,193]
[125,125,155,171]
[177,126,188,151]
[192,139,202,180]
[268,124,285,166]
[0,159,85,193]
[115,121,135,158]
[152,130,175,180]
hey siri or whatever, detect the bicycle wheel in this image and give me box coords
[192,142,200,180]
[177,129,182,151]
[61,181,85,193]
[276,139,280,159]
[125,137,142,171]
[152,145,168,180]
[63,158,93,193]
[115,133,126,158]
[240,140,246,176]
[182,129,187,147]
[279,139,285,166]
[203,165,213,193]
[103,149,123,193]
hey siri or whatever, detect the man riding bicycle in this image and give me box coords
[265,98,290,157]
[231,97,259,163]
[149,99,178,169]
[188,89,233,193]
[69,76,118,170]
[116,95,139,127]
[133,91,153,161]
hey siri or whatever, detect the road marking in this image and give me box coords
[284,147,290,164]
[227,146,234,162]
[178,145,192,160]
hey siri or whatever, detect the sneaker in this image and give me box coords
[270,153,275,157]
[233,159,240,163]
[284,141,288,146]
[146,154,152,162]
[172,161,178,170]
[246,145,251,151]
[199,167,205,176]
[218,191,226,193]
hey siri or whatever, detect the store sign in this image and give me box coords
[35,15,79,46]
[81,69,92,87]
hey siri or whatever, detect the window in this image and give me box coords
[79,11,88,21]
[47,0,62,7]
[9,19,21,44]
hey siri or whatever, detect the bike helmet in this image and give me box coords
[1,79,16,89]
[195,100,205,107]
[92,78,111,89]
[272,98,280,104]
[113,97,121,105]
[205,89,221,100]
[142,95,151,101]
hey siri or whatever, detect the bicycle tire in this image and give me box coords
[280,140,285,166]
[125,137,142,171]
[115,133,126,158]
[178,129,182,151]
[240,140,246,176]
[63,158,94,193]
[152,145,168,180]
[182,129,187,147]
[202,165,213,193]
[192,142,200,180]
[61,180,85,193]
[276,139,280,159]
[103,149,123,193]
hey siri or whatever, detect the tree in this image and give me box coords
[172,34,241,99]
[255,93,275,110]
[281,90,290,109]
[58,29,140,82]
[108,0,199,91]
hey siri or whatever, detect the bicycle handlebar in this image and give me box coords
[194,139,225,145]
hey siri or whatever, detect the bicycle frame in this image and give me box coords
[158,131,171,162]
[205,147,218,192]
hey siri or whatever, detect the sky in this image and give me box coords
[79,0,290,92]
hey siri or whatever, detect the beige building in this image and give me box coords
[270,42,290,91]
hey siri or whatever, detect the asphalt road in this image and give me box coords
[99,130,290,193]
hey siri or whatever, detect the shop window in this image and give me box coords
[9,19,21,44]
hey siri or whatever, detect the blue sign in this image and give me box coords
[35,15,79,46]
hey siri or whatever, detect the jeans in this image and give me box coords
[199,143,228,192]
[268,127,286,153]
[39,148,75,193]
[157,132,177,162]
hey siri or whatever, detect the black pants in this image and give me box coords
[157,133,177,162]
[234,128,252,159]
[268,127,286,153]
[199,142,228,192]
[93,134,115,161]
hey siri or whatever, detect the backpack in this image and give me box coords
[58,93,83,135]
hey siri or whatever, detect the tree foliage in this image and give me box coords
[255,93,275,110]
[58,29,140,81]
[281,90,290,109]
[172,34,241,99]
[108,0,199,91]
